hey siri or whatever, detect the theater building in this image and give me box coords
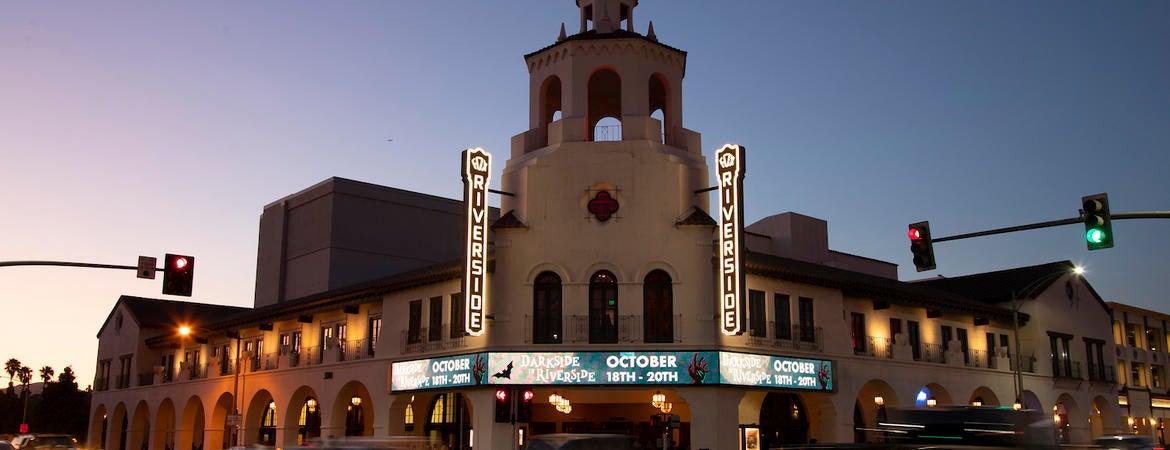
[88,1,1123,449]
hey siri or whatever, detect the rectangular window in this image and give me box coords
[1050,332,1073,377]
[798,297,815,342]
[162,353,175,382]
[748,290,767,337]
[774,294,792,340]
[217,344,231,376]
[408,299,423,344]
[889,318,902,344]
[97,359,112,391]
[1133,363,1146,386]
[908,321,921,360]
[941,326,953,351]
[957,328,969,364]
[118,355,132,389]
[429,296,443,342]
[279,333,292,354]
[450,294,465,339]
[320,325,334,350]
[184,348,199,378]
[1153,366,1165,389]
[1000,333,1010,357]
[368,316,382,356]
[1127,323,1139,348]
[851,312,867,354]
[986,332,997,358]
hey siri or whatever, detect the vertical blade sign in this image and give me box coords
[462,148,492,336]
[717,144,746,336]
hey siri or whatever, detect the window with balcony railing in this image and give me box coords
[1133,362,1147,387]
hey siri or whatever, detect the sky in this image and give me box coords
[1,1,1167,388]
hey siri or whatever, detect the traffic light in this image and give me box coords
[517,389,534,422]
[908,221,936,272]
[162,253,195,296]
[1082,193,1113,250]
[494,388,511,423]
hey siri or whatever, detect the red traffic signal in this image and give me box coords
[494,388,511,423]
[162,253,195,296]
[908,222,936,272]
[517,389,535,422]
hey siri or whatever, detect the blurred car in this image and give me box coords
[20,435,78,450]
[1,441,15,450]
[528,433,641,450]
[9,436,33,450]
[1095,435,1155,450]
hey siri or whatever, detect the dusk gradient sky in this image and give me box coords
[2,1,1167,387]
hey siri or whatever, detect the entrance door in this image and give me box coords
[758,393,809,449]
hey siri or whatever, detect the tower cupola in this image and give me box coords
[513,0,699,156]
[576,0,638,34]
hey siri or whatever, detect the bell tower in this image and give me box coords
[492,1,713,347]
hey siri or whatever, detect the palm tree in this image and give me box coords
[18,365,32,424]
[5,358,20,390]
[40,366,54,384]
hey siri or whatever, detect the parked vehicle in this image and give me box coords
[18,435,78,450]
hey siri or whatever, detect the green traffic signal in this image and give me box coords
[1081,193,1113,250]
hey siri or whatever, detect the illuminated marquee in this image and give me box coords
[389,350,833,392]
[462,148,491,336]
[716,144,746,335]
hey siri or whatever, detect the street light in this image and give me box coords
[1010,264,1084,407]
[650,388,669,411]
[874,395,888,443]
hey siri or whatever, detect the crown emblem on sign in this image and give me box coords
[718,152,736,169]
[471,155,488,172]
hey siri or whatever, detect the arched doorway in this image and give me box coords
[179,396,205,450]
[281,386,323,445]
[758,393,809,449]
[425,392,470,449]
[89,404,110,450]
[152,399,176,450]
[332,382,372,437]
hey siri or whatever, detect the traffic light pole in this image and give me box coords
[931,211,1170,243]
[0,260,140,270]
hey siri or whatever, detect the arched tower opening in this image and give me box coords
[539,75,562,147]
[587,68,622,141]
[649,73,670,144]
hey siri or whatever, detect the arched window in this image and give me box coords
[533,272,563,344]
[298,397,320,444]
[259,402,276,445]
[404,403,415,431]
[589,271,619,343]
[426,393,469,450]
[430,393,459,424]
[643,270,673,343]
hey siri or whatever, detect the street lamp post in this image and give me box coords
[1009,265,1083,410]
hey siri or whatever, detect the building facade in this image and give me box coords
[89,2,1125,449]
[1107,301,1170,446]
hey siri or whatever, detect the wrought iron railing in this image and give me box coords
[747,322,824,352]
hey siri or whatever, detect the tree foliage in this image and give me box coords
[0,359,89,439]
